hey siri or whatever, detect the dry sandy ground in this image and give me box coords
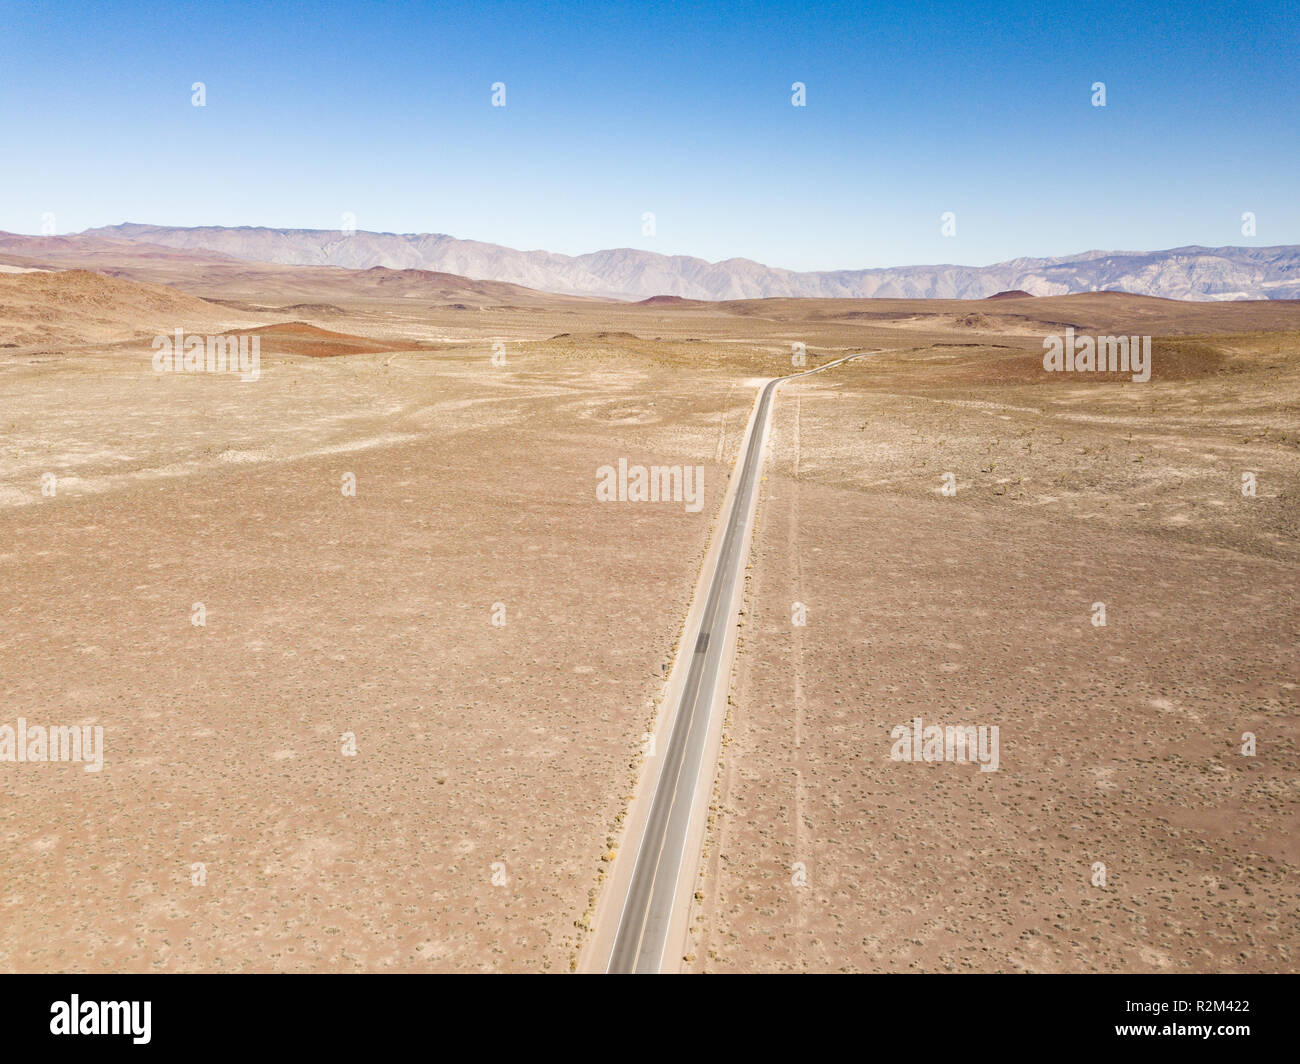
[689,338,1299,972]
[1,255,1296,973]
[0,327,757,971]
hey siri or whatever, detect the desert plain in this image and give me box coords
[0,235,1296,972]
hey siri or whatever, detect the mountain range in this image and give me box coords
[60,223,1300,302]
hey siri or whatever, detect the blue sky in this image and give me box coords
[1,0,1295,270]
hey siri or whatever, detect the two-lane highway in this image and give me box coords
[602,351,879,973]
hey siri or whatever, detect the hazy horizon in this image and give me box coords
[13,220,1300,278]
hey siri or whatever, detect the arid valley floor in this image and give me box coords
[1,237,1296,972]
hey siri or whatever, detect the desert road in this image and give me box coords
[602,351,879,974]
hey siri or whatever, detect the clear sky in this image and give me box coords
[1,0,1295,270]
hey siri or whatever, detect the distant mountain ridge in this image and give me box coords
[85,224,1300,302]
